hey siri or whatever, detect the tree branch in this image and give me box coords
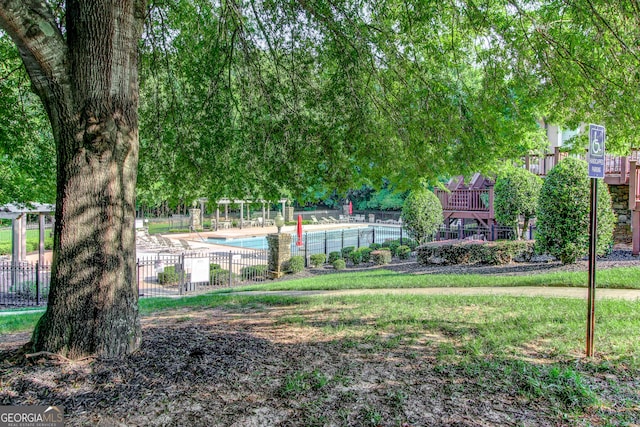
[0,0,68,101]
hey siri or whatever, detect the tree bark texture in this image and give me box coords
[0,0,146,358]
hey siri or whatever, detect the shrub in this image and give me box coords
[402,238,418,251]
[383,239,406,256]
[341,246,356,258]
[349,249,364,265]
[359,247,373,262]
[309,253,326,268]
[417,240,536,265]
[158,265,183,285]
[332,259,346,270]
[328,251,342,263]
[536,157,615,264]
[286,256,305,273]
[10,280,49,299]
[241,264,268,281]
[369,243,382,250]
[371,249,392,265]
[401,187,444,244]
[210,268,231,286]
[495,166,543,239]
[397,245,412,260]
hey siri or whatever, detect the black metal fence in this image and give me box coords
[0,262,51,307]
[290,224,533,262]
[136,251,270,298]
[0,224,533,307]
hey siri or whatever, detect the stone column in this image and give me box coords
[267,233,292,278]
[285,206,294,222]
[189,208,202,231]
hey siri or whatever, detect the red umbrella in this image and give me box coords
[296,215,303,246]
[348,201,353,215]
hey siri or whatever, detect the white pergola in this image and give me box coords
[0,203,55,263]
[201,198,289,230]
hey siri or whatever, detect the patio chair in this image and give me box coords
[320,217,332,223]
[328,216,340,223]
[310,215,320,224]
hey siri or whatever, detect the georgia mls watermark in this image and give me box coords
[0,406,64,427]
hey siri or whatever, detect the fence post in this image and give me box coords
[458,222,463,240]
[324,231,327,255]
[357,230,361,248]
[491,224,495,241]
[341,230,344,249]
[400,227,403,246]
[304,232,308,266]
[372,227,376,244]
[36,262,40,305]
[228,252,233,287]
[136,259,140,298]
[179,253,185,295]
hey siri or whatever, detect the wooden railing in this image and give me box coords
[435,189,492,212]
[526,149,640,180]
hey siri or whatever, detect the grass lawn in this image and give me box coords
[230,266,640,291]
[0,228,53,255]
[2,269,638,425]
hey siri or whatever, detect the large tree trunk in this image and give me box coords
[0,0,145,358]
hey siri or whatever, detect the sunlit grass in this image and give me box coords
[227,266,640,291]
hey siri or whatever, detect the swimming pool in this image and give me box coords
[206,226,406,253]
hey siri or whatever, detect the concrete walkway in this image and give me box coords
[229,286,640,300]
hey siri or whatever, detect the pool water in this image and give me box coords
[206,226,405,252]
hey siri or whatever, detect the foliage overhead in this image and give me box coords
[137,0,552,205]
[535,157,615,264]
[0,34,55,205]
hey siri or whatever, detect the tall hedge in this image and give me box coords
[536,157,615,264]
[494,166,542,239]
[401,188,443,245]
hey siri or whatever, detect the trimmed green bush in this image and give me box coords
[210,268,231,286]
[401,187,444,244]
[332,259,346,270]
[241,264,268,281]
[286,255,305,273]
[495,166,543,239]
[309,253,326,268]
[349,249,364,265]
[371,249,392,265]
[358,247,373,263]
[341,246,356,258]
[369,243,382,250]
[536,157,615,264]
[417,240,536,265]
[328,251,342,263]
[397,245,411,260]
[386,240,402,256]
[158,265,183,285]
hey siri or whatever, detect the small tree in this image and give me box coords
[494,166,543,239]
[536,157,615,264]
[401,188,444,245]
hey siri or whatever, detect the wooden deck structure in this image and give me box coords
[435,151,640,255]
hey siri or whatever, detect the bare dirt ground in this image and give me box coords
[1,249,639,426]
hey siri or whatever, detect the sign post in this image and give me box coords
[587,124,605,357]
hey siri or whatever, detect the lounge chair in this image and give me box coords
[320,217,332,223]
[310,215,320,224]
[328,216,340,223]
